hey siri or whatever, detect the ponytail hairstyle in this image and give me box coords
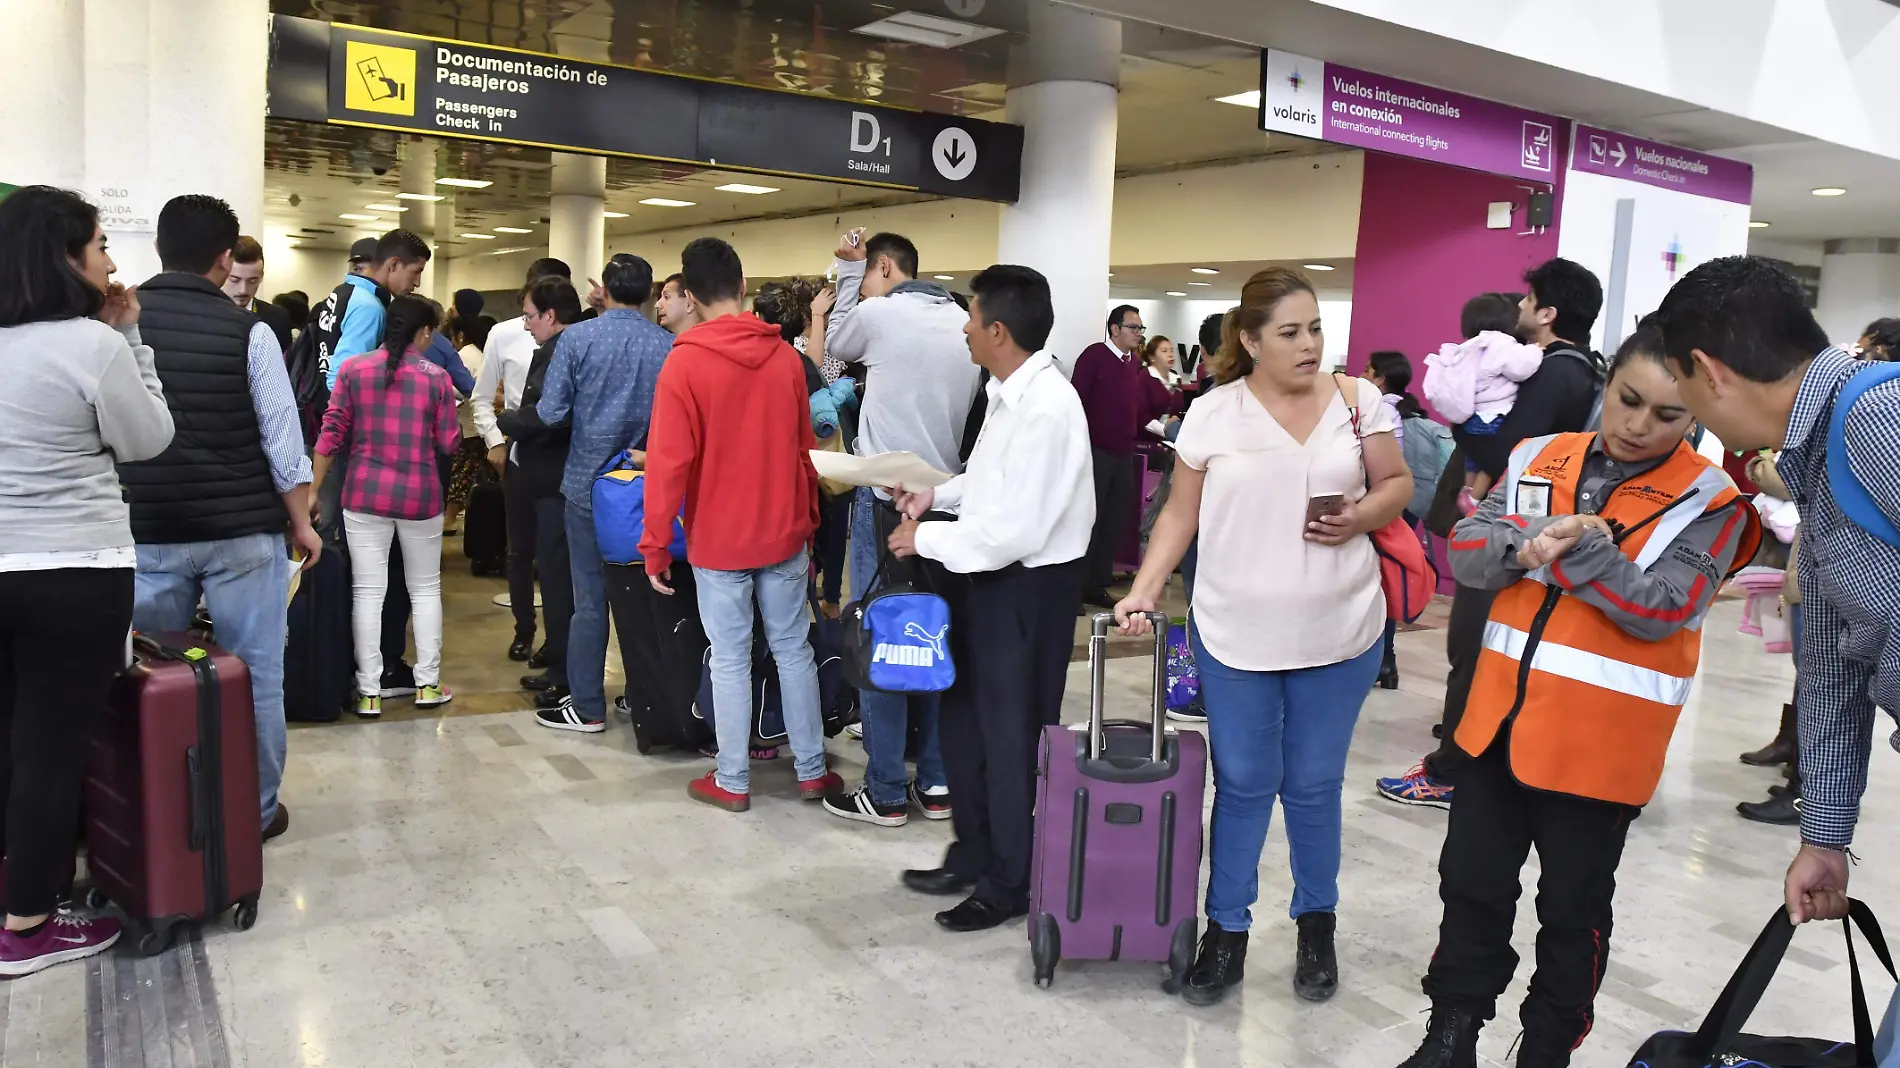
[1367,349,1425,417]
[1208,267,1316,385]
[1609,316,1670,381]
[381,294,441,386]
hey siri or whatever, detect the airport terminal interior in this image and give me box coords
[6,0,1900,1065]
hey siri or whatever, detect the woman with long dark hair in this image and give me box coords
[0,186,174,974]
[312,295,461,715]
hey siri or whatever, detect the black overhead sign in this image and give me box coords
[266,15,1022,203]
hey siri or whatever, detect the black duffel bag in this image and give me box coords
[1629,899,1894,1067]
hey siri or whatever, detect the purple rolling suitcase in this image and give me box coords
[1029,612,1206,991]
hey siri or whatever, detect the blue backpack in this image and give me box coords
[1826,363,1900,548]
[591,449,686,566]
[842,556,955,694]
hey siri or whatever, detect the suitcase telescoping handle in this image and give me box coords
[1087,612,1170,763]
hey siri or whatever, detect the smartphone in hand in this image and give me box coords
[1306,493,1346,526]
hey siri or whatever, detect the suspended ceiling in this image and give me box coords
[264,0,1323,255]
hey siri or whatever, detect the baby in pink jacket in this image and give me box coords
[1421,293,1544,505]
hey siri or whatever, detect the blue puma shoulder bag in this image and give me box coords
[592,449,686,566]
[843,555,955,694]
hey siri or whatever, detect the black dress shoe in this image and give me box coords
[528,644,549,670]
[533,686,574,710]
[1376,663,1400,690]
[902,867,976,897]
[1738,790,1801,825]
[262,803,290,843]
[1080,588,1117,610]
[508,637,533,662]
[521,673,553,692]
[934,896,1026,933]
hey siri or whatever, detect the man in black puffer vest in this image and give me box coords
[121,195,322,845]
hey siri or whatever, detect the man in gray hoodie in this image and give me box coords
[821,228,984,828]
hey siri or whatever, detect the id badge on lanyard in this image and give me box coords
[1515,476,1554,519]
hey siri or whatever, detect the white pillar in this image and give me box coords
[0,0,86,189]
[549,153,607,282]
[80,0,268,284]
[1816,239,1900,348]
[997,2,1120,370]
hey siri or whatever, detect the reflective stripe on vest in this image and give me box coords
[1481,620,1696,706]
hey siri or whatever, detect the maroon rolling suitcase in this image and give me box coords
[83,635,263,954]
[1029,612,1206,991]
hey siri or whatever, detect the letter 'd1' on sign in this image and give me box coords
[851,112,882,153]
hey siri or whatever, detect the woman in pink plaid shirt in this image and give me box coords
[312,296,462,715]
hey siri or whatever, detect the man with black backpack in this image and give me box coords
[1376,258,1604,811]
[820,228,984,829]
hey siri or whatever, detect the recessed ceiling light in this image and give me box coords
[1190,267,1220,275]
[338,213,379,221]
[639,198,695,208]
[436,177,492,189]
[459,232,496,240]
[1303,263,1337,272]
[394,192,446,202]
[1749,220,1771,228]
[1165,291,1188,297]
[1811,187,1847,197]
[1187,281,1212,287]
[854,12,1003,48]
[934,275,955,281]
[363,203,407,212]
[602,211,629,219]
[716,183,780,195]
[1105,273,1114,278]
[490,246,531,255]
[494,226,533,234]
[1214,90,1260,108]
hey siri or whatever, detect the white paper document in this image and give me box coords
[808,449,953,490]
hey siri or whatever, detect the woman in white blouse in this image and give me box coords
[1116,267,1412,1008]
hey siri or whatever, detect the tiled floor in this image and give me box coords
[27,538,1900,1067]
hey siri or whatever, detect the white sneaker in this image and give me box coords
[845,721,864,741]
[535,697,605,734]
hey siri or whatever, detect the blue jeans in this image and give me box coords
[1194,622,1382,930]
[565,499,610,722]
[133,533,290,824]
[694,550,827,793]
[850,486,945,806]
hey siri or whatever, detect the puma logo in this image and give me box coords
[903,622,948,661]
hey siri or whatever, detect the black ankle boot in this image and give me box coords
[1395,1006,1483,1068]
[1740,703,1796,766]
[1181,922,1247,1007]
[1294,911,1338,1001]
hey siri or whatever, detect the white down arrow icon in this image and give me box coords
[1610,142,1628,167]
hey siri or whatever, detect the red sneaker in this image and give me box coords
[688,771,750,812]
[0,912,121,977]
[799,770,845,801]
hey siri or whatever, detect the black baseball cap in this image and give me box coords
[348,237,378,263]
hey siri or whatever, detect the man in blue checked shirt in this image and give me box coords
[1655,256,1900,927]
[535,253,673,732]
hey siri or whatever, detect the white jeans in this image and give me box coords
[342,510,444,694]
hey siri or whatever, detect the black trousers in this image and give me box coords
[0,567,133,916]
[814,493,850,605]
[504,459,539,641]
[1083,447,1135,593]
[533,496,574,688]
[1424,735,1635,1048]
[940,559,1083,909]
[320,451,412,672]
[1422,583,1497,781]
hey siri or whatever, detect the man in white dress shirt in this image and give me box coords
[472,257,571,660]
[888,264,1094,933]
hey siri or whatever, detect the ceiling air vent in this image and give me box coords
[853,12,1004,49]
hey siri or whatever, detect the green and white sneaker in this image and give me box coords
[355,694,382,717]
[414,684,453,709]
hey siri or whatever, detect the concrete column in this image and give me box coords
[997,2,1120,370]
[0,0,86,189]
[1816,238,1900,348]
[81,0,268,283]
[549,153,607,282]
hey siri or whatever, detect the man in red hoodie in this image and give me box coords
[639,237,841,811]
